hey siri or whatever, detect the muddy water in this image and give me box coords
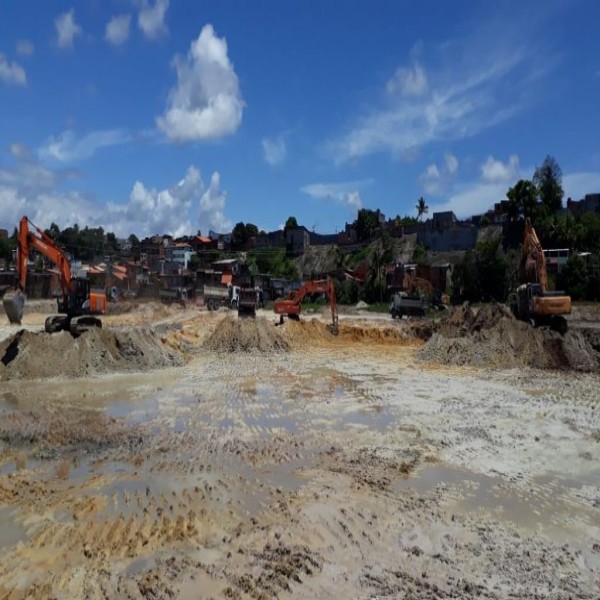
[1,345,599,598]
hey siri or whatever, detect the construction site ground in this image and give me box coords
[0,300,599,599]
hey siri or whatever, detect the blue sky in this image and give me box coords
[0,0,599,238]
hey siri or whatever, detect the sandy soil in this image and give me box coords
[0,302,599,599]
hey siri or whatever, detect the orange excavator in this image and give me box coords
[509,218,571,333]
[274,278,338,331]
[2,216,107,335]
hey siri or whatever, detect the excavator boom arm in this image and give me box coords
[16,217,74,295]
[274,278,338,327]
[523,218,548,291]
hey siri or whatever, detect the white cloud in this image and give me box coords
[55,9,83,49]
[301,179,373,211]
[105,14,131,46]
[444,152,459,175]
[428,154,524,217]
[157,24,244,142]
[481,154,520,182]
[261,136,286,166]
[199,172,231,233]
[418,152,459,195]
[329,23,552,164]
[386,63,428,96]
[419,164,442,195]
[39,129,131,163]
[16,40,34,57]
[138,0,169,40]
[0,150,231,238]
[427,180,510,219]
[0,54,26,86]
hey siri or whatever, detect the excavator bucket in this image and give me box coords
[3,289,25,325]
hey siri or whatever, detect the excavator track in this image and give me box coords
[69,316,102,337]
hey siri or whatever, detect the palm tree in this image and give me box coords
[416,197,429,221]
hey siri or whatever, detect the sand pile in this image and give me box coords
[420,303,599,371]
[203,317,290,352]
[0,327,183,381]
[282,318,426,347]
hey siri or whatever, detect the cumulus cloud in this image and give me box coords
[261,136,286,166]
[157,24,244,142]
[301,179,373,211]
[105,14,131,46]
[55,9,83,49]
[0,54,26,86]
[16,40,34,57]
[199,172,231,232]
[428,154,523,218]
[481,154,520,182]
[138,0,169,40]
[418,152,459,195]
[39,129,131,163]
[0,148,232,238]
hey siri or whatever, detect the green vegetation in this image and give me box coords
[354,208,379,241]
[250,248,299,280]
[415,196,429,221]
[365,302,389,313]
[451,239,511,303]
[43,222,119,260]
[558,254,600,301]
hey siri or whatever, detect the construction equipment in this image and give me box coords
[237,287,259,317]
[509,218,571,333]
[2,216,107,335]
[389,291,429,318]
[274,278,338,331]
[400,272,449,309]
[203,283,240,311]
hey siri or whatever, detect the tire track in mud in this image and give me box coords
[1,329,599,598]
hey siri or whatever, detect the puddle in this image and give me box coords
[395,463,600,562]
[0,506,28,550]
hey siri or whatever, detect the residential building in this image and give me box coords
[256,230,285,249]
[567,193,600,216]
[286,226,310,254]
[431,211,457,229]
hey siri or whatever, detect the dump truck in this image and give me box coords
[203,284,239,311]
[389,291,429,318]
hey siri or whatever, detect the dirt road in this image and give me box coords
[0,303,599,598]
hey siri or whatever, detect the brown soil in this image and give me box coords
[203,316,290,352]
[421,302,600,371]
[282,318,427,348]
[0,327,183,381]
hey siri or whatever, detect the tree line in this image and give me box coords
[451,156,600,303]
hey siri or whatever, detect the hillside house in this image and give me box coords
[286,226,310,255]
[256,230,285,249]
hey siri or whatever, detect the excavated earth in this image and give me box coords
[0,302,599,599]
[0,327,183,381]
[420,303,600,371]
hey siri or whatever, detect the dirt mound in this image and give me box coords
[0,327,183,381]
[203,316,290,352]
[282,318,426,347]
[420,303,599,371]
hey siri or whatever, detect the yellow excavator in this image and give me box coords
[509,218,571,334]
